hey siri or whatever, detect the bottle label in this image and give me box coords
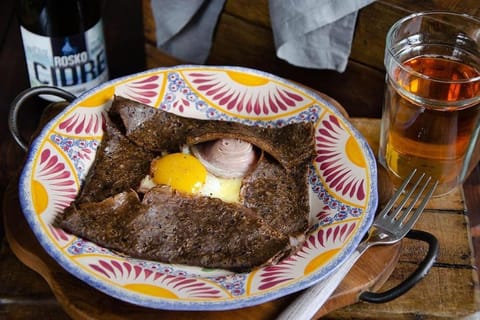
[20,20,109,99]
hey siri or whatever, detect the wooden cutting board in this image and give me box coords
[3,181,401,320]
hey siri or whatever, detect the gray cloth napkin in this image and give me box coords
[150,0,226,64]
[151,0,375,72]
[269,0,376,72]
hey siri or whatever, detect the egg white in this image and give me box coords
[139,147,243,203]
[198,173,242,203]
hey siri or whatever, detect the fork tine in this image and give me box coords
[400,178,438,231]
[378,169,417,219]
[394,174,431,224]
[389,172,427,222]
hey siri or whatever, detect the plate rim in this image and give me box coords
[18,64,378,310]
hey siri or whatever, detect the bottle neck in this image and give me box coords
[18,0,103,36]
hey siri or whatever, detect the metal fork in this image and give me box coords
[277,169,438,320]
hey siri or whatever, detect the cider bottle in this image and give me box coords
[17,0,109,100]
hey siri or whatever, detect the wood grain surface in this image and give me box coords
[3,118,478,319]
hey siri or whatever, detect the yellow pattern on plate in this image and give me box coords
[124,283,179,299]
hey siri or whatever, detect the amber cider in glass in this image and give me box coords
[382,55,480,195]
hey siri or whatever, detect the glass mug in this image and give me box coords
[379,11,480,196]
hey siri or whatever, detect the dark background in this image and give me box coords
[0,0,146,239]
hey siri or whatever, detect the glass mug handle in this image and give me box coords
[8,86,76,152]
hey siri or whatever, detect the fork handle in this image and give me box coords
[276,248,364,320]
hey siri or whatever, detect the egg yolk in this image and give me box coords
[152,153,207,194]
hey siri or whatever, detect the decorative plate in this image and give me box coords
[18,65,377,310]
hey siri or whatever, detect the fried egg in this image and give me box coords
[151,153,207,194]
[144,150,243,203]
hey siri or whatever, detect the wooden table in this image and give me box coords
[2,117,479,319]
[1,0,479,318]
